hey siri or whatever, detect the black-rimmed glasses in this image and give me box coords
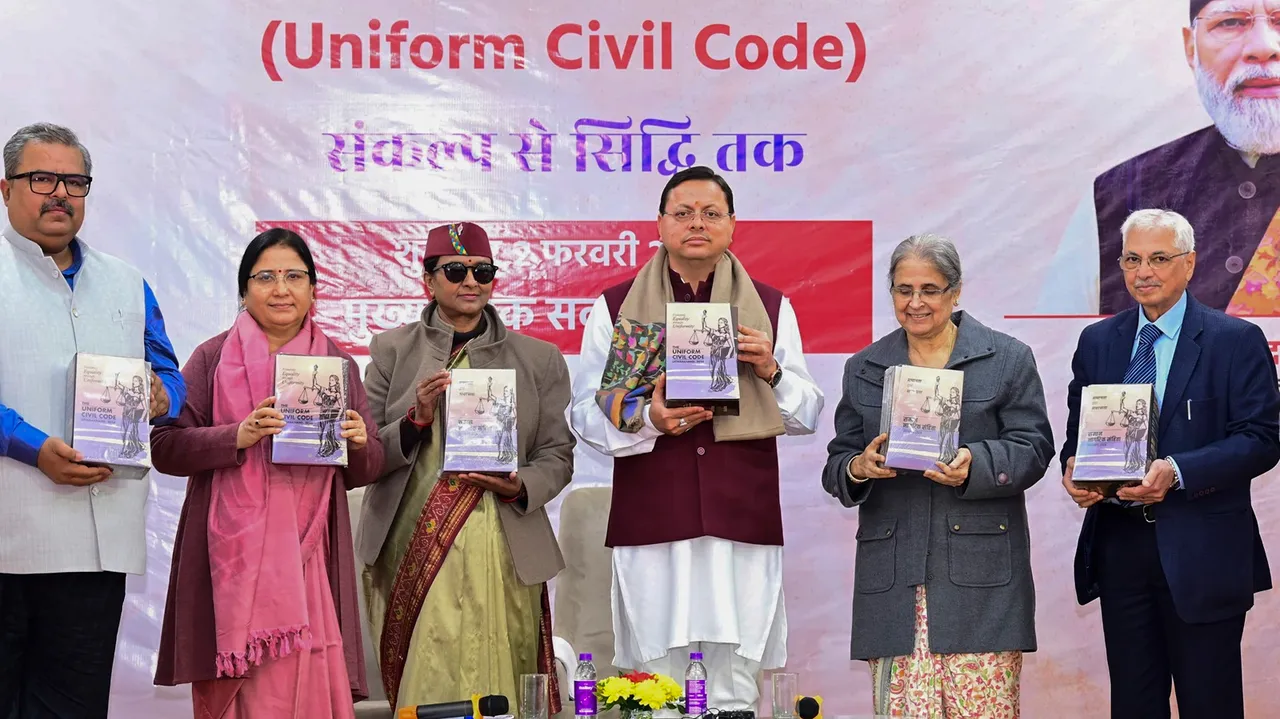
[6,171,92,197]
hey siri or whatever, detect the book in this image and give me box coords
[68,353,152,475]
[443,368,518,474]
[664,302,741,415]
[878,365,965,472]
[272,354,349,466]
[1072,384,1158,496]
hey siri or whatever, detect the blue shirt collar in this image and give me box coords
[62,238,83,280]
[1137,290,1188,341]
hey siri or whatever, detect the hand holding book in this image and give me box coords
[339,409,368,448]
[37,436,112,486]
[149,371,170,419]
[449,471,523,500]
[648,374,714,436]
[923,447,971,487]
[848,433,898,481]
[1115,458,1176,504]
[735,324,777,381]
[1061,457,1105,509]
[412,370,451,426]
[237,396,285,449]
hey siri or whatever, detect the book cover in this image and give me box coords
[1073,384,1158,493]
[881,365,965,472]
[68,353,152,473]
[443,368,518,474]
[272,354,349,466]
[664,302,740,415]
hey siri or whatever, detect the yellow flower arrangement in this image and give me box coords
[596,671,683,714]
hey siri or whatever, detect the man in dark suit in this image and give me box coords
[1061,208,1280,719]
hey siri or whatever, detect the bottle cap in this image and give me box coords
[690,652,703,660]
[579,653,592,660]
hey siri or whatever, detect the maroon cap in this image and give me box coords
[423,222,493,263]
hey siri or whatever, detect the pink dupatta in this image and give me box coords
[208,311,340,677]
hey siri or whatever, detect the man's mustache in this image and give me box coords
[1231,66,1280,93]
[40,198,74,217]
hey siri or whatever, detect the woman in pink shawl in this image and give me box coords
[152,228,385,718]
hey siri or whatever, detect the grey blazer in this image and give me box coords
[822,311,1054,660]
[357,303,575,585]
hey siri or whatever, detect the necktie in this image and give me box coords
[1110,322,1161,506]
[1124,323,1162,385]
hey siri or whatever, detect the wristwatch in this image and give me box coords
[1165,456,1183,490]
[767,363,784,388]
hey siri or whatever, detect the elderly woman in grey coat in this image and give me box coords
[823,234,1053,718]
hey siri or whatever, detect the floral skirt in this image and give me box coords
[867,586,1022,718]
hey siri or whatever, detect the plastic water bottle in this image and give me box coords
[685,651,708,716]
[574,652,597,717]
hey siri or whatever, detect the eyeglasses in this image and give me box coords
[248,269,312,287]
[1195,11,1280,41]
[434,261,498,284]
[891,285,952,301]
[6,171,92,197]
[662,208,731,224]
[1117,252,1191,272]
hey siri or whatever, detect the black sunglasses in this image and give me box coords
[434,261,498,285]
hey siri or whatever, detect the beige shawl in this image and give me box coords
[617,247,784,442]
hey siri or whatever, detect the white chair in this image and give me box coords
[550,486,619,684]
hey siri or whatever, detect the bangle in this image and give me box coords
[406,405,431,429]
[500,487,526,504]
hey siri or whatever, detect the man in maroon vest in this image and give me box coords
[570,166,824,713]
[1038,0,1280,315]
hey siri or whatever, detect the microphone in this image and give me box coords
[795,696,822,719]
[397,695,509,719]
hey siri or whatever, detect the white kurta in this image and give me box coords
[570,294,824,670]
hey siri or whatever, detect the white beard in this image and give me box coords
[1193,48,1280,155]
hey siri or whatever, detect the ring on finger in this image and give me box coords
[254,419,260,427]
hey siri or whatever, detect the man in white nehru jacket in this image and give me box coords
[0,122,186,719]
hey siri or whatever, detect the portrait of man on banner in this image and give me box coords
[1040,0,1280,316]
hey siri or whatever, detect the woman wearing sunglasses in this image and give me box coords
[356,222,575,714]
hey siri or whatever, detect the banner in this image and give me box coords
[2,1,1278,716]
[271,220,872,355]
